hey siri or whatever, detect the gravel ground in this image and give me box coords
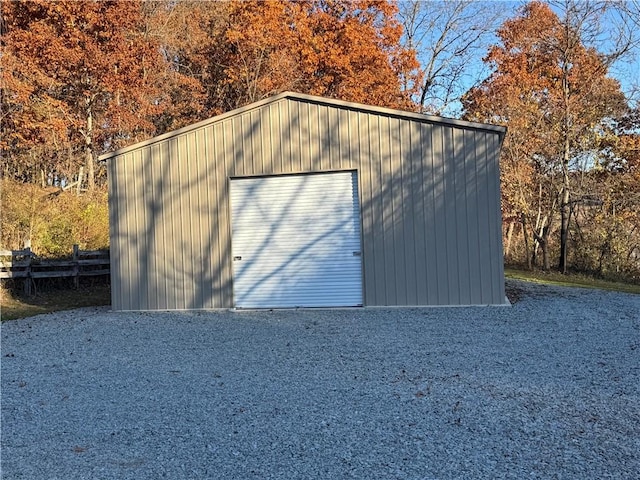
[1,279,639,480]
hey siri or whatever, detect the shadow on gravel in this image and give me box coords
[505,283,527,303]
[505,278,600,303]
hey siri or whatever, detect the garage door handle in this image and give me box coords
[353,251,361,257]
[233,256,242,261]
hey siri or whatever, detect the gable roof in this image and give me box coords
[99,91,506,161]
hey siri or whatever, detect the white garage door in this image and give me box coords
[230,171,362,308]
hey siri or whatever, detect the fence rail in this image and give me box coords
[0,245,109,295]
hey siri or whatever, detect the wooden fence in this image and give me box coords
[0,245,109,295]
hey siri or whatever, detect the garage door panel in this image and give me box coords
[233,245,361,259]
[230,171,362,308]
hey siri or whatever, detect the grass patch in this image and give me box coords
[0,284,111,321]
[505,267,640,295]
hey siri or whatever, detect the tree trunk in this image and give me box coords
[558,33,571,274]
[559,85,571,273]
[542,229,550,271]
[505,221,515,259]
[521,213,531,270]
[533,227,551,271]
[77,166,84,196]
[85,102,95,192]
[531,240,538,268]
[559,179,570,273]
[532,215,552,271]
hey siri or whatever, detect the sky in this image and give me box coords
[410,0,639,117]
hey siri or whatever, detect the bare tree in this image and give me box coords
[549,0,639,273]
[610,0,640,101]
[397,0,504,116]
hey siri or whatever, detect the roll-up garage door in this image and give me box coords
[230,171,362,308]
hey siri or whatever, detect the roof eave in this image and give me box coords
[99,91,506,161]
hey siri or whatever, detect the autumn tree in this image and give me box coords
[1,0,420,255]
[463,1,628,271]
[291,0,421,108]
[151,0,421,123]
[2,0,420,186]
[551,0,637,273]
[587,105,640,279]
[137,0,219,130]
[1,0,176,188]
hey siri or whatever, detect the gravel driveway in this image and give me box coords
[1,280,639,479]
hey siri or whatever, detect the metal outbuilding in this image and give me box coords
[101,92,507,310]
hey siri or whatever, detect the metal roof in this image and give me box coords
[99,91,506,161]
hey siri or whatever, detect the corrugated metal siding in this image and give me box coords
[108,96,505,310]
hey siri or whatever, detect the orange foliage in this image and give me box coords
[463,1,629,270]
[1,0,184,183]
[2,0,419,184]
[157,0,421,124]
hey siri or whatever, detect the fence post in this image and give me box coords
[73,244,79,289]
[23,247,32,296]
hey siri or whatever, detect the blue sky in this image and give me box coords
[412,0,639,116]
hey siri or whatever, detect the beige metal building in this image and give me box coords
[102,92,507,310]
